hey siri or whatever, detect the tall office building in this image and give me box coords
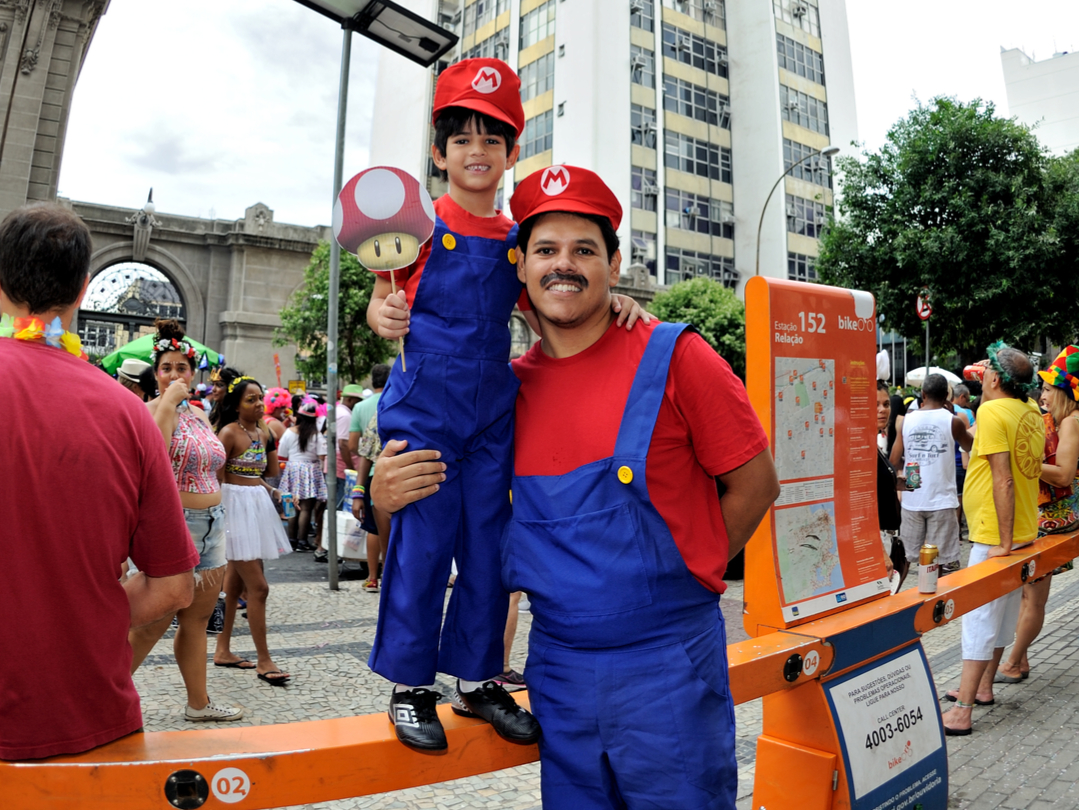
[369,0,857,298]
[1000,47,1078,155]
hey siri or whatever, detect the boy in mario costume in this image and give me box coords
[367,59,645,752]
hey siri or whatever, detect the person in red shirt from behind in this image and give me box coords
[0,203,198,760]
[371,167,779,809]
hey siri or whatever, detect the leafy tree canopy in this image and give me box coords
[274,242,392,385]
[649,277,746,378]
[816,97,1078,365]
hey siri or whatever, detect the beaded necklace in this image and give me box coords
[0,313,88,360]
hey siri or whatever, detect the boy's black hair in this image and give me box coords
[432,106,517,182]
[516,212,621,262]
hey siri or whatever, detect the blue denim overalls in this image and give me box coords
[370,215,521,686]
[502,323,737,809]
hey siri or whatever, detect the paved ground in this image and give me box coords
[133,540,1078,809]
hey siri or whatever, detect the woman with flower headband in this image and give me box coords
[212,375,293,686]
[125,318,244,721]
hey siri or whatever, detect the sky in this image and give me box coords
[58,0,1078,228]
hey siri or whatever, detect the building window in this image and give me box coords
[661,0,725,28]
[773,0,820,38]
[631,166,658,211]
[666,248,738,288]
[665,188,734,239]
[631,104,657,147]
[788,252,817,282]
[776,34,824,84]
[520,51,555,101]
[785,194,825,238]
[521,110,553,158]
[509,315,532,358]
[662,76,729,128]
[520,0,556,50]
[780,85,829,135]
[783,139,832,188]
[631,45,655,88]
[664,131,732,183]
[661,24,728,78]
[631,229,657,275]
[631,0,655,32]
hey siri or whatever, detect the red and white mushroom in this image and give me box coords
[333,167,436,271]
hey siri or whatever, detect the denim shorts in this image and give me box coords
[184,503,227,571]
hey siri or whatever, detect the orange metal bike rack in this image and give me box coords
[3,531,1073,810]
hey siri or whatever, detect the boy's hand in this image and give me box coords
[351,495,364,521]
[612,294,652,329]
[376,292,411,339]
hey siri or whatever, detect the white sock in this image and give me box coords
[459,678,495,693]
[395,683,435,693]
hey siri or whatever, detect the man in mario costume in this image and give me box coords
[372,165,780,808]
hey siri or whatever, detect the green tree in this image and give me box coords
[649,277,746,378]
[275,241,393,384]
[816,98,1078,365]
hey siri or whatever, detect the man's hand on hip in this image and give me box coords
[370,439,447,514]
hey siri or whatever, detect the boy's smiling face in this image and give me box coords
[432,118,519,196]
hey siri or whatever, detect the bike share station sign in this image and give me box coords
[744,277,948,810]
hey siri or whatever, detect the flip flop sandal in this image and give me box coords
[214,659,256,670]
[944,725,973,736]
[945,690,994,705]
[258,670,291,687]
[993,671,1024,684]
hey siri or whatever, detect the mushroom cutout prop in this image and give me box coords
[334,166,436,370]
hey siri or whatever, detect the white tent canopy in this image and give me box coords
[905,366,962,386]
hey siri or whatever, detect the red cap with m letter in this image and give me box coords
[432,58,525,137]
[510,165,623,232]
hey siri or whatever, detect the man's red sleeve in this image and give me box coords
[669,333,770,476]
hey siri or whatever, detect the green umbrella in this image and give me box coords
[100,334,221,375]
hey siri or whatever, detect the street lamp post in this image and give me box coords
[754,144,840,277]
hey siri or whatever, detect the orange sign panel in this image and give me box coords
[744,278,889,634]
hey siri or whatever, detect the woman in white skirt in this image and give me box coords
[278,399,327,551]
[213,376,293,686]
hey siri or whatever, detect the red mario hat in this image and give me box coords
[432,58,524,137]
[510,165,622,232]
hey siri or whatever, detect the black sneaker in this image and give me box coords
[388,688,446,751]
[452,680,541,744]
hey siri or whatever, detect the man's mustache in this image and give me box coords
[539,272,589,289]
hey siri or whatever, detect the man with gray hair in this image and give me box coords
[0,203,198,759]
[890,373,973,573]
[942,342,1044,735]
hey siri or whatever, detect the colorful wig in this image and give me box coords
[264,387,292,413]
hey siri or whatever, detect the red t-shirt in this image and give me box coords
[376,194,530,310]
[511,320,769,593]
[0,339,198,760]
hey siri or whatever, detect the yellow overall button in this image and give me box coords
[617,466,633,484]
[442,233,456,250]
[508,248,517,264]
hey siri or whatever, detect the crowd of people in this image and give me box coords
[0,53,1075,810]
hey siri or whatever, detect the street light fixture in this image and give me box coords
[296,0,458,67]
[754,144,840,277]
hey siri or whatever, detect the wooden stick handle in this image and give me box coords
[389,272,406,372]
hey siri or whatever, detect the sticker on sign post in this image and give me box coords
[824,643,948,809]
[211,767,251,804]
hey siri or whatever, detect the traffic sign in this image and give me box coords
[916,290,932,321]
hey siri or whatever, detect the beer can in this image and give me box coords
[905,461,921,490]
[917,544,939,593]
[281,491,296,519]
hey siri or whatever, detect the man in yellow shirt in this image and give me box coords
[943,342,1044,735]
